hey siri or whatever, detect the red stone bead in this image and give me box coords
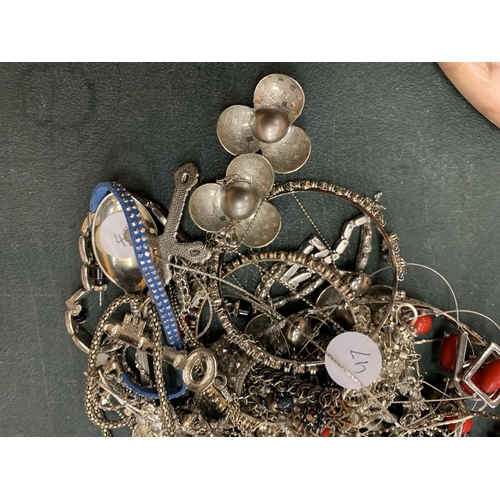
[320,428,331,437]
[478,359,500,394]
[460,367,484,395]
[440,334,458,372]
[412,315,433,335]
[446,417,473,434]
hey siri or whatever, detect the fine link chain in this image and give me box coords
[85,294,137,432]
[83,293,184,436]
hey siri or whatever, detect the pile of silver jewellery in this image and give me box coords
[65,74,500,437]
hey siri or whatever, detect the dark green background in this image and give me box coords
[1,63,499,436]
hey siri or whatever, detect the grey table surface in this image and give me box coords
[1,62,499,437]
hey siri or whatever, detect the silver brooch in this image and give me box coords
[216,73,311,174]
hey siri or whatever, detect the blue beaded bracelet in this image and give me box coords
[90,182,187,400]
[120,373,185,400]
[90,182,183,350]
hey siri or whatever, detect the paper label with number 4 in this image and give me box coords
[97,212,135,259]
[324,331,382,389]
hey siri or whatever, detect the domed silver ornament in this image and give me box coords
[347,271,372,297]
[251,107,290,143]
[225,154,274,199]
[216,105,261,156]
[234,201,281,248]
[221,181,259,220]
[260,125,312,174]
[285,316,312,348]
[188,183,229,233]
[253,73,305,123]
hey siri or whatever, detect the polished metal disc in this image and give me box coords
[225,153,274,199]
[261,125,311,174]
[92,194,157,293]
[188,183,230,233]
[253,74,305,124]
[235,201,281,248]
[216,105,261,156]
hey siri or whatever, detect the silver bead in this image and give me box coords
[221,181,259,220]
[285,316,311,348]
[348,271,372,297]
[251,107,290,143]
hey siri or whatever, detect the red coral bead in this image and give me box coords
[440,334,458,372]
[446,417,473,435]
[320,428,331,437]
[412,315,433,335]
[478,359,500,394]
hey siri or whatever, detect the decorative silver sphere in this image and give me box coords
[285,316,312,348]
[220,181,259,220]
[348,271,372,297]
[251,107,290,143]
